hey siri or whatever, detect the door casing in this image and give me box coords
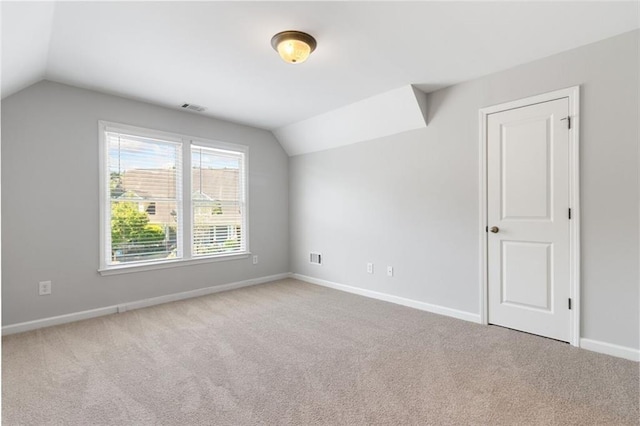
[478,86,581,347]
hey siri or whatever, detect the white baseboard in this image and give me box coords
[119,272,291,312]
[1,306,120,336]
[2,272,292,336]
[580,338,640,362]
[7,272,637,363]
[293,274,640,363]
[292,273,481,324]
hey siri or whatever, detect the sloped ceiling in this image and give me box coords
[2,2,639,155]
[1,2,54,97]
[275,85,428,156]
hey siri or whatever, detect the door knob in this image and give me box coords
[490,226,499,233]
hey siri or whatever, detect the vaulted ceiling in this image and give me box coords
[3,1,638,132]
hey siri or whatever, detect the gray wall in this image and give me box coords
[290,30,639,349]
[2,81,289,325]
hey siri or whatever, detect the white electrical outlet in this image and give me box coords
[386,266,394,277]
[367,263,374,274]
[39,281,52,296]
[252,255,259,265]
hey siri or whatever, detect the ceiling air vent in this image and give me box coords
[310,252,322,265]
[181,103,207,113]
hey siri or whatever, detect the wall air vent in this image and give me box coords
[181,103,207,113]
[310,252,322,265]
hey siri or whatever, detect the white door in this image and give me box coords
[487,98,571,342]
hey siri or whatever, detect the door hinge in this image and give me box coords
[561,116,572,129]
[568,298,572,310]
[568,208,572,219]
[485,226,488,233]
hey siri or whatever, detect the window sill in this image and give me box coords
[98,252,250,276]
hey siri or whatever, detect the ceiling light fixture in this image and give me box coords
[271,30,317,64]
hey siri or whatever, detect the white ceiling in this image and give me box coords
[2,1,639,130]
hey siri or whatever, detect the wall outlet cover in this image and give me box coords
[39,281,52,296]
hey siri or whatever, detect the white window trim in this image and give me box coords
[98,253,251,276]
[98,121,250,276]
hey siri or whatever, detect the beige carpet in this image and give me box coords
[2,279,638,425]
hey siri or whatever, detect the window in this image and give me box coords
[99,122,248,273]
[146,202,156,215]
[191,144,245,256]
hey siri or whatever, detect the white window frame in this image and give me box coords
[98,121,250,276]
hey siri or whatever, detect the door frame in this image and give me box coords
[478,86,581,347]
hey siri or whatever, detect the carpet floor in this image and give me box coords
[2,279,638,425]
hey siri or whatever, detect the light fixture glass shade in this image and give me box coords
[271,31,317,64]
[276,39,311,64]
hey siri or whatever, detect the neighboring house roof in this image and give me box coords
[118,168,242,226]
[120,168,239,201]
[117,190,144,200]
[192,190,214,201]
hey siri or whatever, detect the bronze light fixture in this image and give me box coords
[271,30,317,64]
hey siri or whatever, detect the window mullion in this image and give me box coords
[99,123,110,269]
[182,138,192,259]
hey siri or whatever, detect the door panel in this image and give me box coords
[501,117,551,220]
[487,98,570,342]
[502,241,552,311]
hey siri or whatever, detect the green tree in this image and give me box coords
[111,202,165,247]
[137,223,166,243]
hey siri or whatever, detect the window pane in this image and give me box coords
[191,145,245,256]
[110,200,179,263]
[107,132,182,265]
